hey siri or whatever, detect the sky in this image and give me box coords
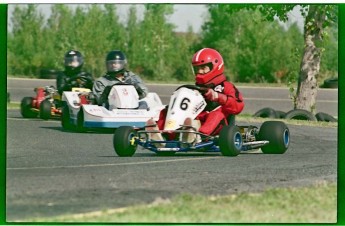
[7,3,304,33]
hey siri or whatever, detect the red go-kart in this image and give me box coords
[20,86,62,120]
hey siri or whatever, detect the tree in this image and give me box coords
[198,5,304,83]
[137,4,176,80]
[221,4,338,112]
[8,5,46,75]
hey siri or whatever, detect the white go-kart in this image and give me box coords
[113,85,290,157]
[61,84,165,132]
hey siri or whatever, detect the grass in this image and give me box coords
[7,102,20,109]
[27,181,336,223]
[236,114,338,128]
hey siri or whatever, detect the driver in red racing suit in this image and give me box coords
[153,48,244,137]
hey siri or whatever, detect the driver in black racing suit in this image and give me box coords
[56,50,94,95]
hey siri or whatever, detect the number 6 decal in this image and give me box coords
[180,98,190,110]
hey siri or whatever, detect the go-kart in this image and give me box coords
[61,83,166,132]
[113,85,290,157]
[20,74,94,120]
[20,86,62,120]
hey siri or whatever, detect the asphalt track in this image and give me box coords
[6,110,337,222]
[6,79,338,222]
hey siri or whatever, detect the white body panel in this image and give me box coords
[62,85,165,128]
[164,87,206,130]
[108,85,139,110]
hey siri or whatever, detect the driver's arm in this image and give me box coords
[57,73,70,95]
[81,72,94,89]
[126,73,149,98]
[92,80,106,105]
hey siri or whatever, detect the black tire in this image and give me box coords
[275,110,286,119]
[39,99,52,120]
[284,109,317,121]
[7,92,10,103]
[258,121,290,154]
[219,125,242,156]
[61,103,75,131]
[322,78,338,89]
[315,112,337,122]
[20,97,37,118]
[113,126,138,157]
[76,109,86,133]
[227,115,236,126]
[253,107,278,118]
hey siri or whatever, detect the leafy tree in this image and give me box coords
[292,5,337,112]
[170,26,199,81]
[47,4,75,60]
[198,5,304,83]
[125,6,143,74]
[74,4,126,77]
[319,25,338,78]
[137,4,176,80]
[8,5,46,76]
[219,4,338,112]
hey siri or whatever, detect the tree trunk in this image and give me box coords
[295,5,325,113]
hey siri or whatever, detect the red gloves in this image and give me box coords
[203,88,227,105]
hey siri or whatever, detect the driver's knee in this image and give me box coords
[138,101,149,110]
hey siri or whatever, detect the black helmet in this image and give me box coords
[106,50,127,74]
[64,50,84,73]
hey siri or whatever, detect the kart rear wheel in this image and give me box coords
[113,126,138,157]
[258,121,290,154]
[61,103,74,131]
[219,125,242,156]
[20,97,37,118]
[39,99,52,120]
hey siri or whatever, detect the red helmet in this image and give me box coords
[192,48,226,87]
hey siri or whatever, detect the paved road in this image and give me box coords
[6,108,337,222]
[7,78,338,117]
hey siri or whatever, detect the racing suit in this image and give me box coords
[56,71,94,95]
[92,70,149,106]
[157,81,244,136]
[197,81,244,135]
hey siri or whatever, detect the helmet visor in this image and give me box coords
[65,56,83,68]
[192,63,213,75]
[107,59,126,72]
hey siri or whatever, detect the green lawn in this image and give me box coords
[28,182,336,223]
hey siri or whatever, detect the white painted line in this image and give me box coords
[7,156,222,170]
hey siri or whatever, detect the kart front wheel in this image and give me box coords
[61,103,74,131]
[219,125,242,156]
[113,126,138,157]
[258,121,290,154]
[40,99,52,120]
[20,97,37,118]
[76,109,86,133]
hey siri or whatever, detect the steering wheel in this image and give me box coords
[69,74,93,86]
[175,84,208,94]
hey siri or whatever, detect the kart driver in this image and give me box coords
[147,48,244,143]
[92,50,149,106]
[56,50,94,95]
